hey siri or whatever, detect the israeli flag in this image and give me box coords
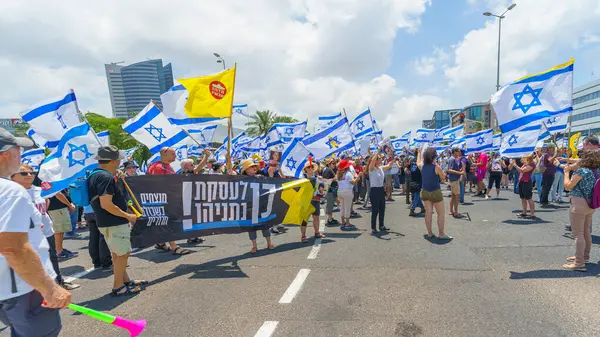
[273,121,307,142]
[122,147,137,161]
[280,138,311,178]
[451,136,467,150]
[371,130,384,145]
[97,130,110,146]
[400,131,411,139]
[491,59,573,134]
[414,128,435,144]
[493,133,502,148]
[21,148,46,170]
[187,124,217,145]
[318,112,343,130]
[433,125,450,143]
[391,138,409,153]
[232,104,249,117]
[443,125,464,143]
[122,101,188,154]
[350,109,374,139]
[465,128,493,154]
[240,135,265,152]
[216,132,250,163]
[160,84,220,126]
[21,91,81,144]
[500,125,542,158]
[303,117,355,160]
[37,123,101,198]
[538,111,570,140]
[27,128,58,149]
[264,126,283,149]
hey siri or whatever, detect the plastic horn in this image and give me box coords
[128,200,143,218]
[66,303,146,336]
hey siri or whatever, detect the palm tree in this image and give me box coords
[246,110,299,136]
[273,115,298,124]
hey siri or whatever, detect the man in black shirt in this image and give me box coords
[88,146,145,296]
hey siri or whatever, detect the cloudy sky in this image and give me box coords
[1,0,599,134]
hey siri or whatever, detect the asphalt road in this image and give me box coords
[2,186,600,337]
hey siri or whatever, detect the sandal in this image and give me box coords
[562,262,587,272]
[268,244,276,250]
[566,256,590,263]
[424,234,436,239]
[154,243,170,252]
[250,247,257,254]
[315,232,326,238]
[125,280,148,287]
[172,246,191,255]
[301,236,309,243]
[111,285,141,297]
[438,235,453,240]
[516,213,527,218]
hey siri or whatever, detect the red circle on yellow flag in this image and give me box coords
[210,81,227,100]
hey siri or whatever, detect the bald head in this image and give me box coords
[160,147,176,164]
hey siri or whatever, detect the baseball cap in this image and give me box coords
[95,145,125,161]
[0,128,34,152]
[123,161,139,169]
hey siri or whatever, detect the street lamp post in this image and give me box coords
[213,53,227,70]
[483,3,516,91]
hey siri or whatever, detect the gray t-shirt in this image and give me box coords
[369,167,385,188]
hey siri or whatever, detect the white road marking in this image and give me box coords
[63,267,96,283]
[254,321,279,337]
[279,269,311,304]
[307,219,325,260]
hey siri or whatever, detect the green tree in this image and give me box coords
[273,115,299,124]
[245,110,299,137]
[389,135,397,139]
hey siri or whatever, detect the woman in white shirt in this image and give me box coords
[336,160,362,230]
[367,152,396,234]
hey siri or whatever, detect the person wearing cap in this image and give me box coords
[301,159,329,242]
[88,146,147,296]
[322,158,340,226]
[122,161,139,177]
[240,159,276,253]
[0,128,71,336]
[148,147,192,255]
[337,159,362,230]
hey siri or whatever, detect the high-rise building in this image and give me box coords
[105,59,174,119]
[569,78,600,135]
[423,109,460,129]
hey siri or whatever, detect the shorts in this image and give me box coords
[399,175,405,184]
[421,189,444,203]
[98,224,131,256]
[518,181,533,200]
[325,192,335,215]
[467,172,475,183]
[311,200,321,216]
[0,290,61,337]
[384,175,392,186]
[450,181,460,195]
[48,208,72,233]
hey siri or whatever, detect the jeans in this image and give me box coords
[459,179,465,203]
[46,235,63,284]
[541,174,555,204]
[551,171,564,202]
[411,190,424,211]
[393,174,400,189]
[370,187,386,229]
[405,174,412,203]
[0,291,61,337]
[85,213,112,268]
[532,172,543,202]
[67,209,78,236]
[362,179,371,208]
[513,170,520,194]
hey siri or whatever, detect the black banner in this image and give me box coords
[125,174,315,248]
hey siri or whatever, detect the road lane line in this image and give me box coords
[254,321,279,337]
[279,269,311,304]
[307,219,325,259]
[63,267,96,283]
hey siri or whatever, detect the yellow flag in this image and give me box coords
[280,178,315,225]
[569,132,581,159]
[178,65,236,119]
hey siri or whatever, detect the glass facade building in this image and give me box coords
[423,109,459,129]
[105,59,174,119]
[570,78,600,135]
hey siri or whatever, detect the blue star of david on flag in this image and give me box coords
[265,135,271,144]
[512,84,543,114]
[22,158,32,165]
[507,134,518,147]
[394,142,400,148]
[476,137,485,145]
[449,133,456,141]
[285,127,294,136]
[421,133,427,139]
[56,111,68,129]
[546,117,557,125]
[67,143,93,167]
[356,120,365,131]
[326,136,341,149]
[286,157,297,170]
[144,124,167,142]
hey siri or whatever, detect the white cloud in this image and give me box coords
[412,47,449,76]
[0,0,440,134]
[444,0,600,101]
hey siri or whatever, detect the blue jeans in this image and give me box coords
[459,180,465,203]
[411,191,424,211]
[552,171,565,202]
[68,209,78,236]
[532,173,543,202]
[513,170,520,194]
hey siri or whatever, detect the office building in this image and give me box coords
[422,119,435,128]
[105,59,174,119]
[451,102,496,134]
[569,78,600,135]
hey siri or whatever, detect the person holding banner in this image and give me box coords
[88,146,147,296]
[240,159,276,253]
[301,159,329,242]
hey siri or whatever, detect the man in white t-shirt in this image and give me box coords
[0,128,71,336]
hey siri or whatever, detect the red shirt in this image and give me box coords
[147,161,175,175]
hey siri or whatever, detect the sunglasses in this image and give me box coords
[14,171,37,177]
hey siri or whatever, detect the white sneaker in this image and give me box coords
[485,195,489,200]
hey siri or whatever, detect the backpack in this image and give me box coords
[68,169,103,207]
[585,169,600,209]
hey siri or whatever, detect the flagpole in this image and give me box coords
[567,58,575,148]
[227,64,238,168]
[70,88,103,146]
[342,108,360,155]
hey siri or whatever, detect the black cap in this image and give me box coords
[0,128,34,152]
[95,145,124,161]
[123,161,138,169]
